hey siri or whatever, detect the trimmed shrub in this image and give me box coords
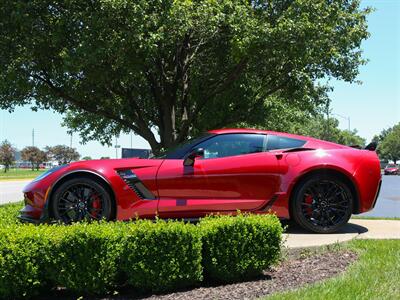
[0,201,23,226]
[0,201,282,298]
[121,219,203,292]
[0,225,55,299]
[199,214,283,282]
[0,220,203,298]
[48,222,126,294]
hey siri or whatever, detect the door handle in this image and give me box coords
[275,153,283,160]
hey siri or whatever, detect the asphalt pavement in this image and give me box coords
[360,175,400,218]
[0,180,30,205]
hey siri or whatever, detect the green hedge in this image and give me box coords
[48,222,126,294]
[0,225,54,299]
[0,201,23,226]
[200,214,283,282]
[122,220,203,292]
[0,203,282,299]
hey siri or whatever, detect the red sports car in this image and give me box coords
[19,129,381,233]
[384,164,399,175]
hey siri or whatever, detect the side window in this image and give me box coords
[267,135,306,150]
[195,134,267,159]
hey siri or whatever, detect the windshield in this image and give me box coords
[386,164,397,168]
[151,133,214,159]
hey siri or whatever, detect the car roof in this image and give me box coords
[208,128,314,141]
[207,128,349,149]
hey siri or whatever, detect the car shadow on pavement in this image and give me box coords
[280,220,368,235]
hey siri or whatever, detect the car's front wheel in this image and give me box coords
[291,174,353,233]
[52,177,113,223]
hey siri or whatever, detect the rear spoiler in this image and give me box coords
[365,142,377,151]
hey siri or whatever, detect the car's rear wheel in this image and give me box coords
[52,177,112,223]
[291,174,353,233]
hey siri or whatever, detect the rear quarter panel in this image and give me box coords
[280,148,380,214]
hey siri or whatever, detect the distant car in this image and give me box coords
[384,164,399,175]
[19,129,382,233]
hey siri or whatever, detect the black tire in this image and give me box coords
[52,177,113,223]
[291,174,353,233]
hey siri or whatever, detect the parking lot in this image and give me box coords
[360,175,400,218]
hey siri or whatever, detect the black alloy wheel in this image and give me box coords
[52,177,112,223]
[291,174,353,233]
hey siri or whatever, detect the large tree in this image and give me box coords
[290,114,366,146]
[45,145,80,165]
[21,146,48,170]
[0,0,370,154]
[0,140,16,172]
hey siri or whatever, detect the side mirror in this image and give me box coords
[183,148,204,166]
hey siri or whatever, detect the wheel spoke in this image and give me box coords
[300,179,350,230]
[60,197,75,205]
[55,182,107,223]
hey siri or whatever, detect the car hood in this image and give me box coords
[68,158,165,171]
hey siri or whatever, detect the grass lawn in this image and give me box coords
[267,239,400,300]
[0,168,45,181]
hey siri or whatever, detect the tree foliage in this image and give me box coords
[372,127,393,144]
[0,140,15,172]
[377,123,400,163]
[45,145,80,165]
[21,146,47,170]
[0,0,371,153]
[291,114,366,146]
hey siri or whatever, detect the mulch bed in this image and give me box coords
[38,249,357,300]
[139,250,357,300]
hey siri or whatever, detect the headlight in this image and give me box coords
[32,165,69,182]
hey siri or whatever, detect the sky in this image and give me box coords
[0,0,399,159]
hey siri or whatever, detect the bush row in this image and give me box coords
[0,213,282,299]
[0,201,22,226]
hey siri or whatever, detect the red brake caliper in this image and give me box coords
[305,194,313,216]
[91,195,101,218]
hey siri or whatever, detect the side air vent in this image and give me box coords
[117,170,156,200]
[260,194,279,212]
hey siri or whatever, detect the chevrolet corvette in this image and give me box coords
[19,129,382,233]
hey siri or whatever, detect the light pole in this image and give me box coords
[332,113,351,131]
[130,132,133,148]
[114,136,120,159]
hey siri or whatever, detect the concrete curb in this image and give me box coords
[284,219,400,248]
[352,219,400,240]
